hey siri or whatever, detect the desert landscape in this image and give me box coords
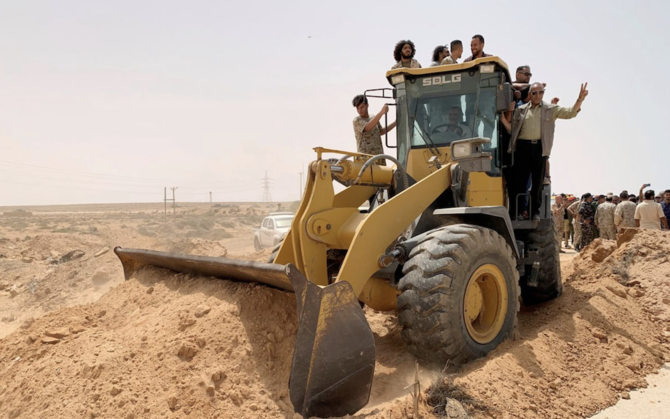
[1,203,669,419]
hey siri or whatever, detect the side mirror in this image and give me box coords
[496,83,513,113]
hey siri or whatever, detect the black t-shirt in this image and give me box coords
[513,81,530,103]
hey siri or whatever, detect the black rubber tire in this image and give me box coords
[254,237,262,252]
[520,218,562,305]
[397,224,520,366]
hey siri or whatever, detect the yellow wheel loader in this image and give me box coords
[114,56,562,418]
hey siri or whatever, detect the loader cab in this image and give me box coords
[386,57,512,207]
[387,58,511,182]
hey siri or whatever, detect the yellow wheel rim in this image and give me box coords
[463,263,508,344]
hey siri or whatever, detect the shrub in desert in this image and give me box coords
[137,226,156,237]
[218,220,235,229]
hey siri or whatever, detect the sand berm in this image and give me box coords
[1,229,669,419]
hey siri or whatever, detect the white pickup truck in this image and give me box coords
[253,212,294,251]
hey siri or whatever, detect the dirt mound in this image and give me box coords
[0,270,299,419]
[0,234,121,339]
[1,229,669,419]
[436,229,670,418]
[580,238,617,263]
[162,238,228,258]
[0,234,105,263]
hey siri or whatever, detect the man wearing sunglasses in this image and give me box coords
[512,66,540,107]
[512,66,532,103]
[505,82,589,221]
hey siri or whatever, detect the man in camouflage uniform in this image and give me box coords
[590,195,603,238]
[391,40,422,69]
[568,196,582,250]
[551,194,569,250]
[352,95,397,165]
[595,196,617,240]
[579,193,595,250]
[614,190,637,231]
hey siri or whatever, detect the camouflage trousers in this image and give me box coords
[573,219,582,247]
[554,221,564,247]
[600,226,616,240]
[580,223,594,249]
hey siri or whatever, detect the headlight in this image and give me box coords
[390,74,405,85]
[452,143,472,158]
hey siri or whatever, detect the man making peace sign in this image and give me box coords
[503,83,589,221]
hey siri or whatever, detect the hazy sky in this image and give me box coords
[1,0,668,206]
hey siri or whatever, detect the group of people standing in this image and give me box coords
[552,187,670,252]
[350,35,591,228]
[350,35,494,161]
[389,34,491,69]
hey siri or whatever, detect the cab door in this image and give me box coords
[264,219,275,246]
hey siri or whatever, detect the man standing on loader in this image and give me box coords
[352,94,397,165]
[505,82,589,220]
[391,40,421,69]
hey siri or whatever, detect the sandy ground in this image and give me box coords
[590,363,670,419]
[0,202,280,339]
[1,204,669,419]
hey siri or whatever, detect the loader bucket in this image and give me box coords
[114,247,293,291]
[287,265,375,418]
[113,247,376,418]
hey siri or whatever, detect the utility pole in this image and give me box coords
[209,191,212,203]
[164,187,176,219]
[170,186,178,216]
[261,171,273,203]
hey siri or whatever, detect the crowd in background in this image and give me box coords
[552,186,670,253]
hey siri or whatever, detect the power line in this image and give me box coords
[0,167,263,191]
[0,160,177,183]
[0,178,159,194]
[0,160,262,188]
[261,171,272,202]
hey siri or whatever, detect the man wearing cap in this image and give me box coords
[579,194,595,249]
[595,196,617,240]
[505,82,589,221]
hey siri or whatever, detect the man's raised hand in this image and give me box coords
[578,83,589,101]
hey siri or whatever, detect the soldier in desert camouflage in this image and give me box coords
[551,194,570,250]
[391,40,422,69]
[614,190,637,230]
[352,94,397,165]
[595,196,617,240]
[568,196,582,250]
